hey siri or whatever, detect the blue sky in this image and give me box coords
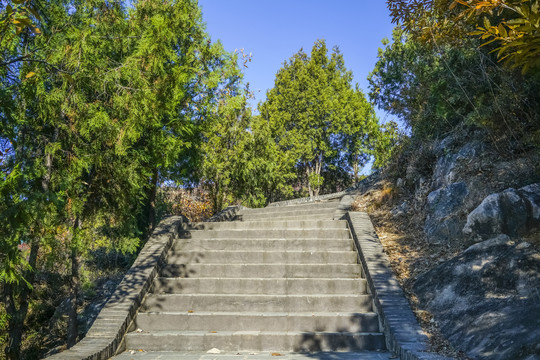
[198,1,397,122]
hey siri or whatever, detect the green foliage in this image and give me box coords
[260,40,379,196]
[307,172,324,190]
[0,0,41,54]
[368,28,540,139]
[199,85,252,211]
[373,121,402,169]
[232,113,296,207]
[0,305,7,346]
[1,0,238,356]
[199,81,294,210]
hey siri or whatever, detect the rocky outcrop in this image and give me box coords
[463,184,540,241]
[383,129,540,359]
[424,182,469,244]
[404,128,540,245]
[414,234,540,360]
[432,140,486,189]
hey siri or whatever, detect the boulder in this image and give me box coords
[432,142,485,189]
[391,200,410,218]
[463,184,540,241]
[519,183,540,224]
[424,182,468,243]
[414,234,540,360]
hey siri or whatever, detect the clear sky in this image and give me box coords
[198,0,397,122]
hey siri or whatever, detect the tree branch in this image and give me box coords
[0,56,72,74]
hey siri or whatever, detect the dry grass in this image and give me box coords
[351,183,471,359]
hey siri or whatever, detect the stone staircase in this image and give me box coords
[113,200,389,359]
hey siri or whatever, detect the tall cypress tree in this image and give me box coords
[259,40,378,197]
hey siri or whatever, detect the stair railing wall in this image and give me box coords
[46,215,189,360]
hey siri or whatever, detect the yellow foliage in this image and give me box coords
[388,0,540,73]
[453,0,540,72]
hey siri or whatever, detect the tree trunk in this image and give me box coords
[4,283,22,360]
[306,154,323,198]
[314,154,322,197]
[4,240,40,360]
[353,158,359,183]
[147,167,159,237]
[209,175,223,214]
[4,126,54,359]
[306,166,313,199]
[66,244,80,348]
[308,154,322,198]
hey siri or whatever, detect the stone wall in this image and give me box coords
[346,212,451,360]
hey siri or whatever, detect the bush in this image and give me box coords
[157,187,213,223]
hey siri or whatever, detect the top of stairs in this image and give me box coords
[112,350,393,359]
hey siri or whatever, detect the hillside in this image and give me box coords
[352,127,540,359]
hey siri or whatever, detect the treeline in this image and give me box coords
[0,1,242,357]
[0,1,391,358]
[201,40,396,210]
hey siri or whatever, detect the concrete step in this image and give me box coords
[184,229,351,240]
[237,209,336,222]
[241,214,339,221]
[160,264,363,279]
[166,250,358,265]
[153,277,368,295]
[125,330,386,352]
[173,239,354,252]
[112,350,393,360]
[237,202,340,215]
[135,311,380,333]
[194,220,348,231]
[142,294,373,313]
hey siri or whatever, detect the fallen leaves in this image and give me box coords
[129,349,145,354]
[351,187,468,359]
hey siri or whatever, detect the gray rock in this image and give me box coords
[414,235,540,360]
[463,185,539,241]
[516,241,531,250]
[48,298,71,336]
[463,193,503,239]
[463,234,512,254]
[391,200,410,218]
[433,133,459,155]
[519,183,540,224]
[424,182,468,243]
[427,182,468,218]
[499,188,529,236]
[432,142,485,189]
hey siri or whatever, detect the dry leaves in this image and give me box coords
[352,186,470,359]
